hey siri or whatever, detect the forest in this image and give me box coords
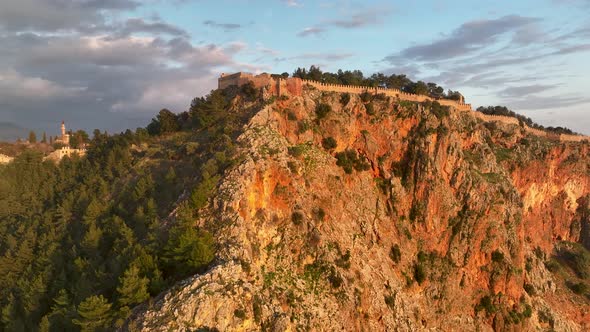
[0,85,260,331]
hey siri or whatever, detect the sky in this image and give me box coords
[0,0,589,137]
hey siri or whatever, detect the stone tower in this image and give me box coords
[60,121,70,146]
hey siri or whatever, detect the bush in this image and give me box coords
[234,309,246,319]
[360,91,372,103]
[321,137,337,150]
[389,244,401,263]
[414,263,426,284]
[523,283,536,296]
[291,211,304,225]
[568,282,588,295]
[240,82,258,100]
[286,110,297,121]
[288,145,305,158]
[315,103,332,120]
[384,294,395,309]
[340,93,351,106]
[328,268,343,288]
[476,295,496,314]
[365,103,375,115]
[491,250,504,263]
[312,207,326,221]
[335,149,371,174]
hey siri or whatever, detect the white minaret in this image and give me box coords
[61,121,70,146]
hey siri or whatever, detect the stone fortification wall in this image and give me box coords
[45,147,87,162]
[301,79,473,111]
[0,154,13,164]
[218,73,587,142]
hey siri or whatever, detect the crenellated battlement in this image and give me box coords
[218,73,587,143]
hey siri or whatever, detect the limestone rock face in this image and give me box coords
[125,87,590,331]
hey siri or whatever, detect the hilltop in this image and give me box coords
[0,70,589,332]
[126,74,589,331]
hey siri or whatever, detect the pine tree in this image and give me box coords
[73,295,112,332]
[163,226,215,276]
[116,265,149,308]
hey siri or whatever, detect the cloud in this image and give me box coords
[0,0,139,32]
[497,84,557,98]
[502,94,590,110]
[328,7,389,28]
[274,52,354,63]
[0,31,250,134]
[203,20,241,31]
[117,18,190,38]
[0,69,84,100]
[297,5,391,37]
[297,27,325,37]
[283,0,302,7]
[386,15,541,62]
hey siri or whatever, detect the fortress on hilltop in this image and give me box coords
[218,72,587,143]
[45,121,87,162]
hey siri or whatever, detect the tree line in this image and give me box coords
[291,66,463,101]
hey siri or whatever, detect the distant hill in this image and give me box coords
[0,122,27,142]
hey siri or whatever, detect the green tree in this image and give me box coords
[163,227,215,276]
[148,109,179,135]
[73,295,112,332]
[28,131,37,144]
[116,265,149,308]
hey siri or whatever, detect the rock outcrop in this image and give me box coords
[125,85,590,331]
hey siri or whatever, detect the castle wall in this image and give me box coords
[218,72,588,143]
[0,154,13,164]
[44,147,87,162]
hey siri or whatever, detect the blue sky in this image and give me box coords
[0,0,589,136]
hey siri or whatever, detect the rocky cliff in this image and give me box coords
[125,85,590,331]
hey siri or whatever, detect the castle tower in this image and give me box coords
[60,121,70,146]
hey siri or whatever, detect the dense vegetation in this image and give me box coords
[477,105,578,135]
[0,86,259,331]
[292,65,463,101]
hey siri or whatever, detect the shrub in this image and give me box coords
[313,207,326,221]
[523,283,536,296]
[291,211,304,225]
[321,137,337,150]
[315,103,332,120]
[335,149,371,174]
[556,242,590,279]
[240,82,258,100]
[491,250,504,263]
[476,295,496,314]
[328,268,343,288]
[389,244,401,263]
[365,103,375,115]
[297,120,311,134]
[414,263,426,284]
[360,91,372,103]
[568,282,588,295]
[286,110,297,121]
[340,93,351,106]
[234,309,246,319]
[384,294,395,309]
[288,145,305,158]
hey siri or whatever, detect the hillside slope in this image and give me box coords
[126,85,590,331]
